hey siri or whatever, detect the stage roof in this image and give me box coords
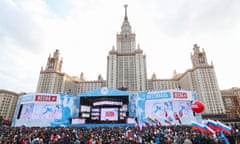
[78,87,132,97]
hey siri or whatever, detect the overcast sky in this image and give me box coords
[0,0,240,93]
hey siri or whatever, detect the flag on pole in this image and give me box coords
[154,118,162,127]
[217,121,232,135]
[192,121,215,135]
[164,119,172,125]
[147,117,157,125]
[206,119,220,132]
[144,121,151,128]
[207,119,232,135]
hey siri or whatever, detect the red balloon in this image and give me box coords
[191,100,205,113]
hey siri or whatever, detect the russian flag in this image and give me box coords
[192,121,215,135]
[138,123,144,131]
[134,122,140,129]
[144,121,151,128]
[192,121,205,132]
[206,119,220,132]
[217,121,232,135]
[205,125,216,135]
[147,117,157,125]
[154,118,162,127]
[165,119,172,125]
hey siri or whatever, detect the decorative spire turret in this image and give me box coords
[116,4,136,53]
[191,44,209,67]
[124,4,128,21]
[121,4,132,34]
[45,49,62,72]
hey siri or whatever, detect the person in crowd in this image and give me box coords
[183,138,192,144]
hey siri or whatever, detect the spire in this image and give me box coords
[124,4,128,21]
[121,4,132,34]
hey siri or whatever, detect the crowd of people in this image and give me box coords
[0,123,240,144]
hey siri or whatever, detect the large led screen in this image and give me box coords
[145,100,194,125]
[136,90,200,126]
[79,96,128,123]
[100,108,118,121]
[12,93,80,127]
[19,103,62,120]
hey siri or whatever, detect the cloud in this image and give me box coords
[0,39,42,92]
[0,0,52,92]
[151,0,240,37]
[0,0,49,52]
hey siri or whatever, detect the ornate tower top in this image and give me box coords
[45,49,63,72]
[191,44,209,68]
[121,4,132,34]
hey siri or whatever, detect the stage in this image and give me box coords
[12,88,201,127]
[70,123,135,128]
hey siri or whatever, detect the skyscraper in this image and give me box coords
[107,5,147,91]
[0,90,23,121]
[190,45,225,114]
[36,5,225,115]
[184,44,225,114]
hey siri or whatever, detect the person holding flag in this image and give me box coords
[193,119,233,144]
[219,130,230,144]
